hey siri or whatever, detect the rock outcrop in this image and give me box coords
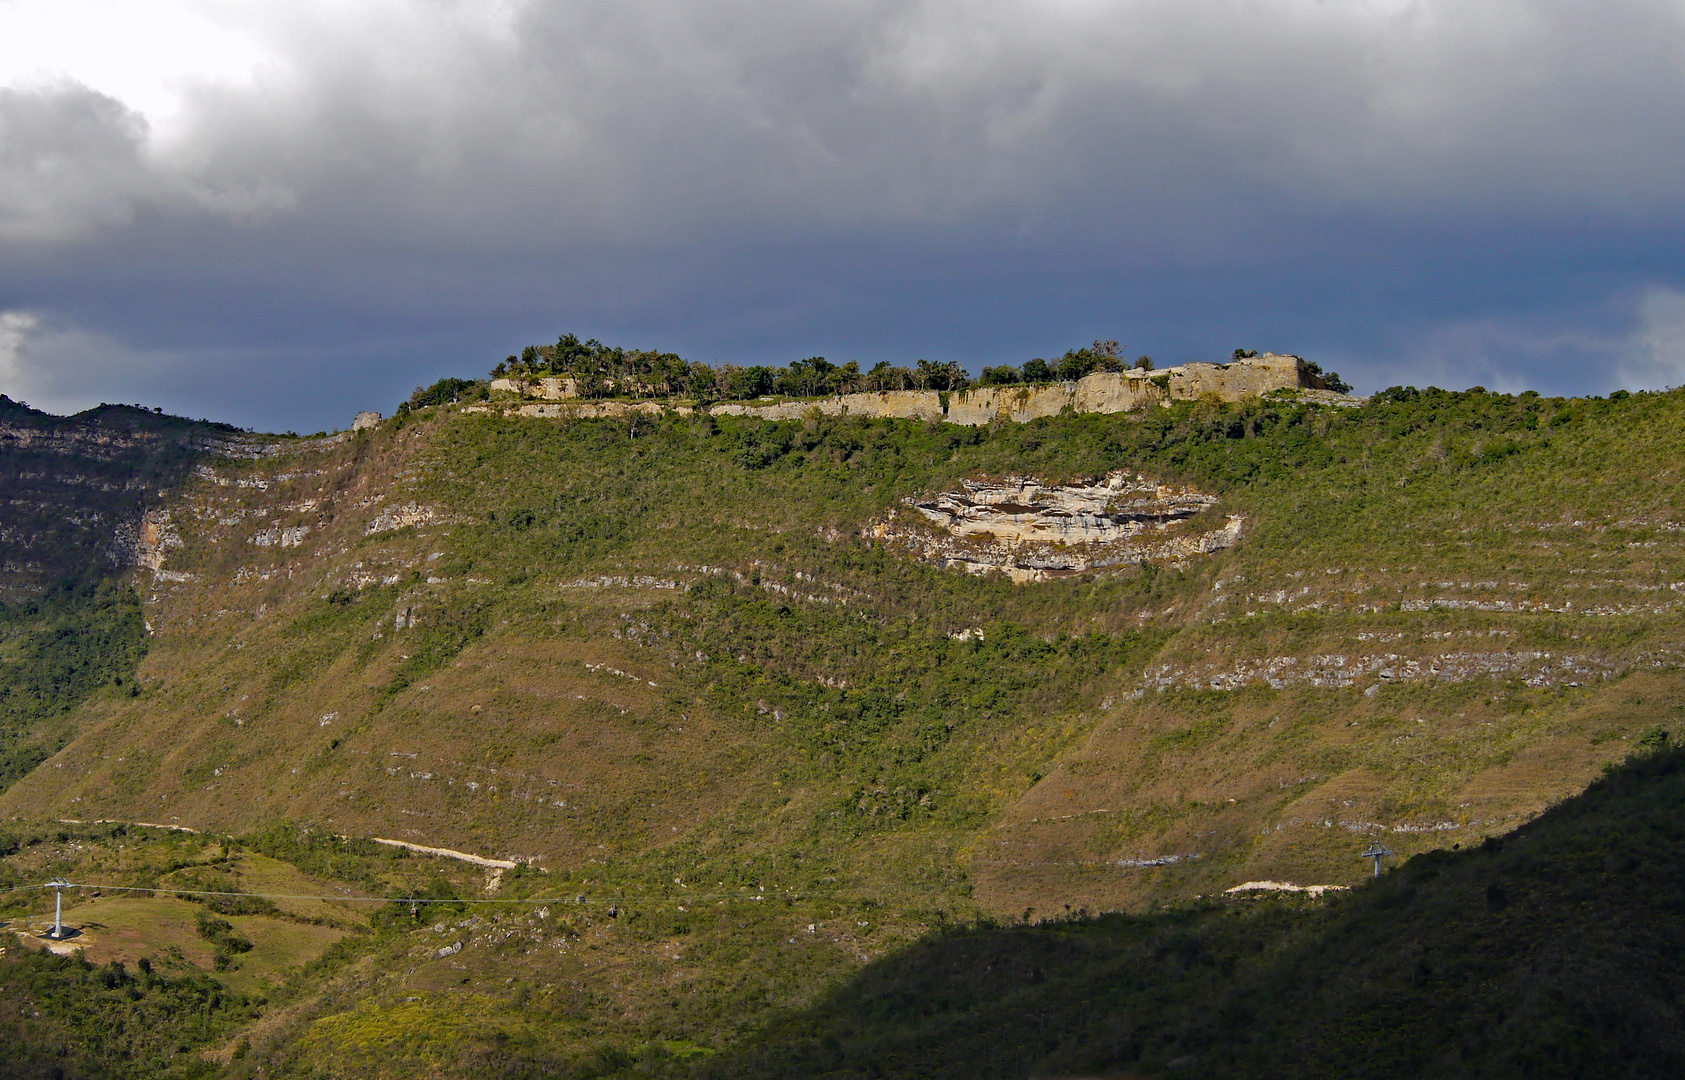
[944,375,1159,424]
[0,398,290,595]
[132,510,184,571]
[867,473,1243,581]
[947,355,1341,424]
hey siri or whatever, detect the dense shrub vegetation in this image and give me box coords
[401,378,487,411]
[0,580,147,791]
[0,947,260,1079]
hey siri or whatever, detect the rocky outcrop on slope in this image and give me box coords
[947,356,1352,423]
[867,473,1243,581]
[465,400,693,421]
[489,376,580,399]
[0,399,303,462]
[1134,646,1680,694]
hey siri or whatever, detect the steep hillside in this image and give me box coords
[0,581,147,789]
[8,388,1683,897]
[0,397,278,793]
[1,384,1683,1076]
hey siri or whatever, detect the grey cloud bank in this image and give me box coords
[3,0,1685,431]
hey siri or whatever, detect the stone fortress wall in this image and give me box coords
[481,353,1356,425]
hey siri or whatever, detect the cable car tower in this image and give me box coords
[47,879,72,939]
[1359,841,1394,878]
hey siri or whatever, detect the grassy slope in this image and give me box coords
[0,386,1683,1076]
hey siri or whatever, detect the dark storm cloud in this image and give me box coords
[4,0,1685,430]
[0,82,153,241]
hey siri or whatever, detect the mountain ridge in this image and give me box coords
[1,382,1681,1077]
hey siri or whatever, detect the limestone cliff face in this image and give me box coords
[466,400,691,420]
[128,510,184,573]
[0,410,268,462]
[0,399,288,595]
[946,355,1342,424]
[867,473,1243,582]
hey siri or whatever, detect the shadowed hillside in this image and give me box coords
[681,742,1685,1079]
[0,395,261,596]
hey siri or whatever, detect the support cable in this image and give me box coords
[26,881,815,907]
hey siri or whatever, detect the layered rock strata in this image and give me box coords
[867,473,1242,582]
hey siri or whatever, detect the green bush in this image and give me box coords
[195,909,253,954]
[402,377,485,411]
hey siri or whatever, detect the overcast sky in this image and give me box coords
[3,0,1685,432]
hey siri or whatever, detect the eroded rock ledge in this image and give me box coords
[868,473,1243,582]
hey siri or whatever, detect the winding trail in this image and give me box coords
[369,837,517,870]
[56,817,521,875]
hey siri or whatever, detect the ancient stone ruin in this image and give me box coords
[483,353,1356,426]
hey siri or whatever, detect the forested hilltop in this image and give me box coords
[1,380,1681,1078]
[406,333,1348,405]
[489,332,1143,398]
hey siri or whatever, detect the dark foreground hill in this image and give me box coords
[697,742,1685,1080]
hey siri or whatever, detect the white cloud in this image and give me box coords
[0,310,130,410]
[0,310,39,387]
[1615,287,1685,392]
[1322,285,1685,398]
[0,0,271,144]
[0,305,418,428]
[0,309,228,417]
[1378,317,1612,397]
